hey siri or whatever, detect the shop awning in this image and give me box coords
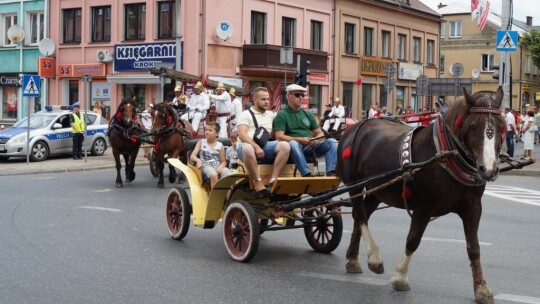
[150,68,246,95]
[106,74,172,84]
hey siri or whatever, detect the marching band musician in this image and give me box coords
[229,87,243,133]
[323,97,345,132]
[209,82,232,138]
[181,81,210,137]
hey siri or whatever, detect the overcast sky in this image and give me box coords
[420,0,540,24]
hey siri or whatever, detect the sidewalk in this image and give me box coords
[0,143,538,177]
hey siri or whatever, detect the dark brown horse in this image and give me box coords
[151,103,192,188]
[337,87,504,304]
[108,99,143,188]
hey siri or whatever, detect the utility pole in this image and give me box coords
[500,0,512,108]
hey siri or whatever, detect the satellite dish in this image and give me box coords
[471,69,480,79]
[38,38,56,56]
[216,21,234,41]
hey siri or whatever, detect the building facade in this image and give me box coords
[46,0,333,116]
[334,0,441,118]
[0,0,45,125]
[438,2,540,110]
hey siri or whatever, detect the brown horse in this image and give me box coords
[337,87,504,304]
[151,103,192,188]
[108,98,143,188]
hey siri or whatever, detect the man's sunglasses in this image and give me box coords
[290,93,305,98]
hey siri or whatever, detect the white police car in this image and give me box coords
[0,106,109,161]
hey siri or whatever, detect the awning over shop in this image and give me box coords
[150,68,246,95]
[106,74,171,84]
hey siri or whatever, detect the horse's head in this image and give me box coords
[151,104,172,133]
[448,87,505,181]
[115,99,137,125]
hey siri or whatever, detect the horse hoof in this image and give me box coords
[157,183,164,188]
[116,183,123,188]
[368,262,385,274]
[346,262,363,274]
[474,285,494,304]
[391,276,410,291]
[169,176,176,184]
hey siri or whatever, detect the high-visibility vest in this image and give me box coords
[71,113,85,134]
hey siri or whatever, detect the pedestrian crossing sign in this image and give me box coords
[496,30,518,52]
[22,75,41,97]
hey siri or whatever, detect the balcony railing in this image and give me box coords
[241,44,328,73]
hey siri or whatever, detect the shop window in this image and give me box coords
[28,12,44,45]
[125,3,146,41]
[158,1,175,39]
[251,11,266,44]
[2,87,18,119]
[379,84,387,108]
[342,82,353,116]
[69,80,79,105]
[362,84,373,115]
[344,23,355,54]
[123,84,146,112]
[91,6,111,42]
[310,20,323,51]
[63,8,82,44]
[3,14,18,46]
[309,85,322,115]
[282,17,296,47]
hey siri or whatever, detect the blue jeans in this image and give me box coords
[505,131,515,157]
[289,138,338,176]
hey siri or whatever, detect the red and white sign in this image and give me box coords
[308,73,328,82]
[302,85,310,110]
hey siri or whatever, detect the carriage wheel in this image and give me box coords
[303,206,343,253]
[222,201,260,262]
[165,187,191,240]
[149,150,159,177]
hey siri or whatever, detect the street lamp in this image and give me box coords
[7,25,25,121]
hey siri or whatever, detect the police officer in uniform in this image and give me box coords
[70,104,85,159]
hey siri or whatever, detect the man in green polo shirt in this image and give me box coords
[273,84,338,176]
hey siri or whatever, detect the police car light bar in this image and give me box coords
[45,105,73,112]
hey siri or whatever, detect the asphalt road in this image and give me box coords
[0,168,539,304]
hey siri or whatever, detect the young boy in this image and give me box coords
[190,122,231,188]
[226,132,239,169]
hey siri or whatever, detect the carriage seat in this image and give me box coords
[186,138,232,188]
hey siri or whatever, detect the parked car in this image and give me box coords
[0,106,109,161]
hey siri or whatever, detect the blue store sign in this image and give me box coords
[114,42,183,72]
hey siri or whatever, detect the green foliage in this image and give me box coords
[520,29,540,68]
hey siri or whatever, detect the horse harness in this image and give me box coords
[109,116,142,144]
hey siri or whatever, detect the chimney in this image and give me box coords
[526,16,533,26]
[438,2,447,9]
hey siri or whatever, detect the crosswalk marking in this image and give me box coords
[495,293,540,304]
[484,185,540,207]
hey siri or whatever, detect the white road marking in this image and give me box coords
[299,271,388,286]
[495,293,540,304]
[422,236,492,246]
[34,177,56,180]
[485,185,540,207]
[78,206,122,212]
[94,189,112,193]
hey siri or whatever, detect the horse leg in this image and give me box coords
[157,160,165,188]
[114,153,123,188]
[459,204,493,304]
[390,208,431,292]
[168,163,177,183]
[126,151,137,182]
[346,193,363,273]
[123,154,133,183]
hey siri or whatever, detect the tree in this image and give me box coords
[520,29,540,68]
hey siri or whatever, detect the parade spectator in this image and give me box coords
[274,84,338,177]
[521,110,535,160]
[190,122,232,189]
[534,107,540,144]
[504,106,518,157]
[237,87,290,193]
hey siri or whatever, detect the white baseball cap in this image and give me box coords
[286,84,307,93]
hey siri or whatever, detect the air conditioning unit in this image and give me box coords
[97,50,113,62]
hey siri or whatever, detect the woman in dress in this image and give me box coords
[521,110,535,160]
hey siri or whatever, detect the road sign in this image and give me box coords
[383,78,395,92]
[22,75,40,97]
[416,75,430,96]
[384,63,397,74]
[496,30,518,52]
